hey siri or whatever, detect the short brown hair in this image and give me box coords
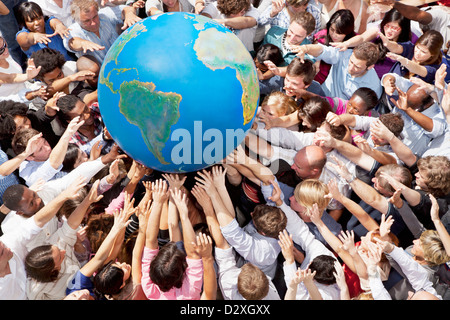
[297,96,332,131]
[12,127,40,156]
[251,204,287,239]
[353,42,380,67]
[417,156,450,198]
[291,11,316,36]
[217,0,250,16]
[286,58,316,86]
[237,263,269,300]
[375,164,412,193]
[379,113,404,137]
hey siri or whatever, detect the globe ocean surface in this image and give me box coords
[98,12,259,173]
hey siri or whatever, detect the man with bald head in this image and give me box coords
[382,73,446,157]
[290,145,326,180]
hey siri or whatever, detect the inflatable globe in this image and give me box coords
[98,12,259,173]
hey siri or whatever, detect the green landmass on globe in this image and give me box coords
[98,12,259,173]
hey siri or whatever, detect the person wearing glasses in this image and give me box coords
[331,8,418,80]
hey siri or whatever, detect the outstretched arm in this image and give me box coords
[194,233,217,300]
[145,179,169,250]
[170,188,201,259]
[430,194,450,257]
[131,198,151,285]
[191,185,229,250]
[80,207,133,277]
[195,169,235,227]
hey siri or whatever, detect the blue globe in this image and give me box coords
[98,12,259,173]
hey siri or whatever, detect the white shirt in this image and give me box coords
[283,261,341,300]
[220,219,280,279]
[30,0,75,27]
[0,218,42,300]
[215,246,281,300]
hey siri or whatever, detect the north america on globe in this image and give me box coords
[98,12,259,173]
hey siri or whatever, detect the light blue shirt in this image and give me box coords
[316,44,383,100]
[382,73,447,157]
[63,6,124,63]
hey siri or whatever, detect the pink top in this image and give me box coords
[141,247,203,300]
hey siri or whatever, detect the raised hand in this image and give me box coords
[191,184,214,213]
[338,230,357,256]
[278,229,295,265]
[162,173,187,191]
[325,112,342,126]
[211,165,227,189]
[151,179,169,204]
[192,232,213,258]
[195,169,214,191]
[25,58,41,80]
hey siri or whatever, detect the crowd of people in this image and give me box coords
[0,0,449,301]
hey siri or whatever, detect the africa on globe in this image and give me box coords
[98,12,259,173]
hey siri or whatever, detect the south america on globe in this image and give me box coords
[98,12,259,173]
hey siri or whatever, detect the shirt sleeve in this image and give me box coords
[220,219,279,267]
[388,246,441,299]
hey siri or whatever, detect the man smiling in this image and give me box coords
[295,42,383,100]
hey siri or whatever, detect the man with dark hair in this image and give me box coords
[263,11,316,66]
[260,57,325,98]
[55,94,103,153]
[31,48,96,99]
[296,42,383,99]
[11,118,83,186]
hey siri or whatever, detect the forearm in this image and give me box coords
[349,251,368,281]
[404,108,434,132]
[334,139,375,172]
[395,201,425,238]
[203,206,229,250]
[179,212,200,258]
[0,71,30,84]
[167,199,182,242]
[284,283,298,300]
[366,148,397,166]
[402,58,428,78]
[201,256,217,300]
[393,2,432,25]
[315,221,355,270]
[67,198,92,229]
[388,136,417,167]
[48,136,71,169]
[131,228,145,282]
[215,185,235,218]
[145,202,164,249]
[385,40,403,54]
[338,196,379,232]
[304,281,323,300]
[221,16,256,29]
[33,193,69,228]
[349,178,388,214]
[303,44,325,57]
[0,152,28,176]
[432,218,450,257]
[209,191,235,227]
[268,111,300,128]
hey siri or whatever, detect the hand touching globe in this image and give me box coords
[98,12,259,173]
